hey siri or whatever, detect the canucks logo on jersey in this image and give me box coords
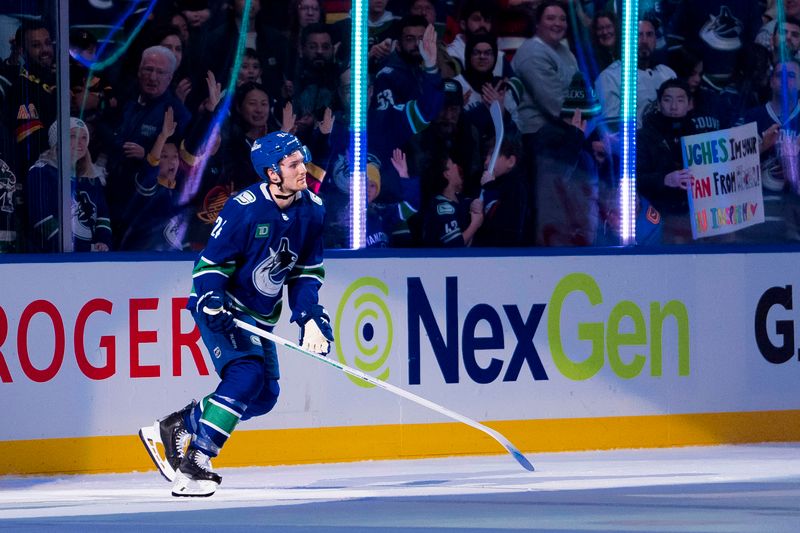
[72,190,97,241]
[252,237,298,297]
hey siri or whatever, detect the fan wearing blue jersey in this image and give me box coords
[139,131,333,497]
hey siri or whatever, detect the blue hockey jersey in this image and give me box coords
[188,183,326,327]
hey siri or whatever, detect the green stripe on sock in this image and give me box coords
[201,400,242,435]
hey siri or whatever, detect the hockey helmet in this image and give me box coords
[250,131,312,181]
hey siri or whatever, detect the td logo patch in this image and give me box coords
[255,224,270,238]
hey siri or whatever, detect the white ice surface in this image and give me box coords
[1,444,799,532]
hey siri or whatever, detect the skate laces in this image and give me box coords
[191,449,213,471]
[175,428,190,458]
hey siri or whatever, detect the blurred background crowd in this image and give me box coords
[0,0,793,252]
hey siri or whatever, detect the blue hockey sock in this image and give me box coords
[183,400,202,434]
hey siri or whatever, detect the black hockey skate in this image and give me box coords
[171,447,222,497]
[138,401,195,482]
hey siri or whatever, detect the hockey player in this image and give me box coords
[139,131,333,497]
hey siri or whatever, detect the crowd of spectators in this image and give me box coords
[0,0,795,252]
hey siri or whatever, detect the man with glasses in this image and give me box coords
[108,46,191,247]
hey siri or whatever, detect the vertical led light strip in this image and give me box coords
[349,0,368,249]
[619,0,639,245]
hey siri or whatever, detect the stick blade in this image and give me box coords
[508,446,535,472]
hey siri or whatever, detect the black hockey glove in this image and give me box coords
[198,291,235,334]
[297,304,334,355]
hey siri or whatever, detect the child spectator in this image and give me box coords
[237,48,263,86]
[421,155,484,247]
[365,148,421,247]
[474,136,532,246]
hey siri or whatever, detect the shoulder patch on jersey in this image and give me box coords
[437,203,455,215]
[307,190,322,205]
[234,190,257,205]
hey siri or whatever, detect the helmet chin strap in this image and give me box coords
[273,188,294,200]
[270,170,294,200]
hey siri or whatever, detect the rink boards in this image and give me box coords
[1,251,799,475]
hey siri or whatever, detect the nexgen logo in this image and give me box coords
[409,273,690,384]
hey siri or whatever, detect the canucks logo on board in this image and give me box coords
[252,237,297,297]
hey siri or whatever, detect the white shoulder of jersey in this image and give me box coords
[233,189,259,206]
[306,189,323,206]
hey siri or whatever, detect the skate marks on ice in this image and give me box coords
[0,444,798,532]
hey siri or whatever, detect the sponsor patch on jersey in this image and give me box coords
[308,190,322,205]
[437,203,455,215]
[234,190,257,205]
[255,223,270,238]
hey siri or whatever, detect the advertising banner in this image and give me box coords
[1,253,799,444]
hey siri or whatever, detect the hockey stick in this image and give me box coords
[487,100,504,175]
[233,318,534,472]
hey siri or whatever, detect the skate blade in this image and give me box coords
[171,472,218,497]
[138,423,177,482]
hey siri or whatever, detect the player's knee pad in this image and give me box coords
[241,379,280,420]
[216,356,265,404]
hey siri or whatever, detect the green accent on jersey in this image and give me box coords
[288,264,325,283]
[229,297,283,325]
[192,257,236,278]
[406,100,430,134]
[398,201,417,220]
[34,215,60,242]
[96,217,111,232]
[255,224,270,238]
